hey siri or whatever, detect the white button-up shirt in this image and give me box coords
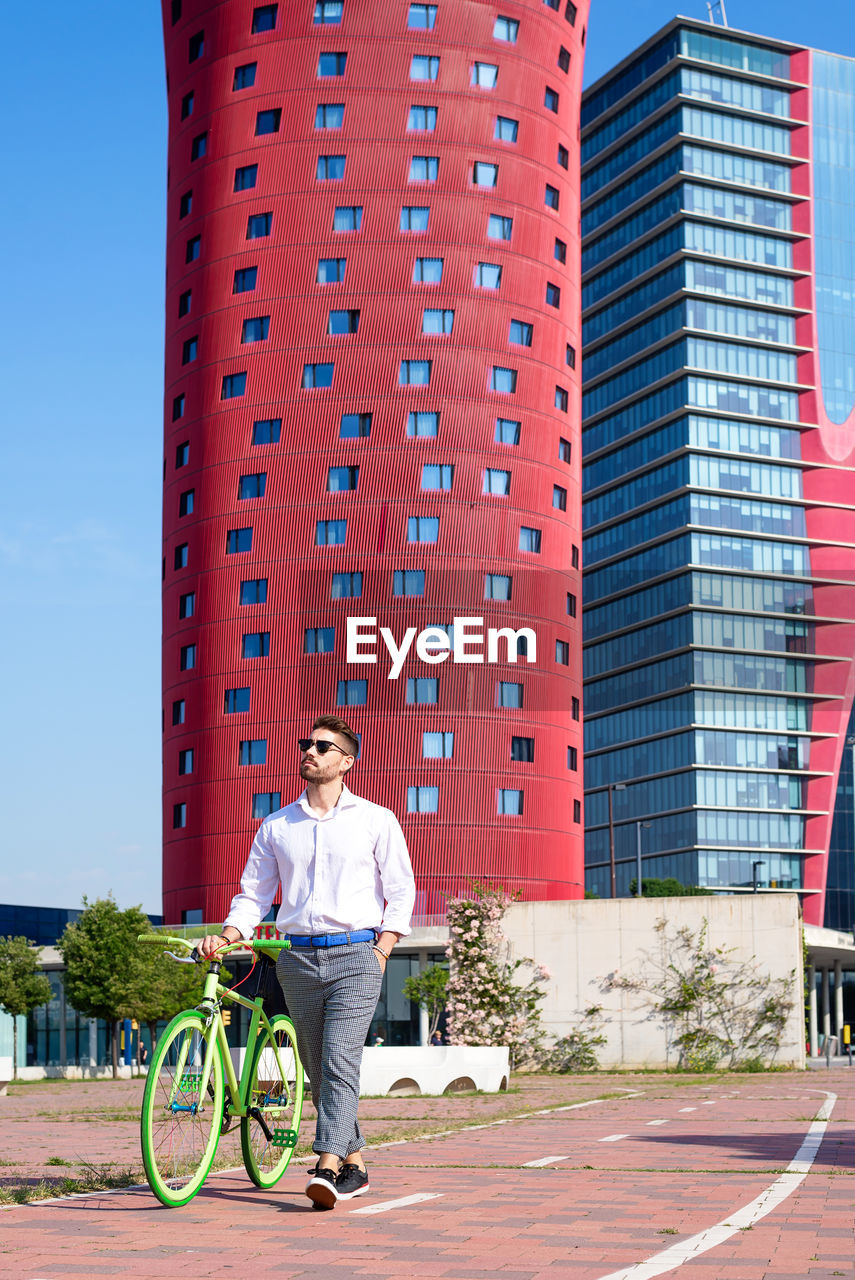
[222,785,415,940]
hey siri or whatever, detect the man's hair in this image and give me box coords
[312,714,359,759]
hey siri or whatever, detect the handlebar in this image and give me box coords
[136,933,292,961]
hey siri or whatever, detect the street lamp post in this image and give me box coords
[636,820,652,898]
[607,782,626,899]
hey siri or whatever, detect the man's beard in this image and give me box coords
[299,759,340,784]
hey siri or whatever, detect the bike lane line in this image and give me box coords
[592,1092,836,1280]
[351,1192,444,1215]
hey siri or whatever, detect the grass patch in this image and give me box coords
[44,1157,73,1167]
[0,1162,141,1206]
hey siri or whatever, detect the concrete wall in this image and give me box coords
[503,895,805,1070]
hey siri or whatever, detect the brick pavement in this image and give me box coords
[2,1072,855,1279]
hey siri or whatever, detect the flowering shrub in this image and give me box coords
[444,883,547,1068]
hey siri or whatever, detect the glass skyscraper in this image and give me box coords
[581,19,855,925]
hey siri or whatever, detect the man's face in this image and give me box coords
[299,731,353,784]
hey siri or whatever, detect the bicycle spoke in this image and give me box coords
[241,1016,304,1188]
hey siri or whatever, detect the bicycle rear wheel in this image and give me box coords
[140,1011,224,1206]
[240,1015,304,1188]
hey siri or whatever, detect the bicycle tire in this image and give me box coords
[140,1010,225,1207]
[240,1015,304,1188]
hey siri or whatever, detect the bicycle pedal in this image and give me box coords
[269,1129,298,1148]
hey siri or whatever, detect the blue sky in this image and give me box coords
[2,1,853,916]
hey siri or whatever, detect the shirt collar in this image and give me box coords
[296,783,360,820]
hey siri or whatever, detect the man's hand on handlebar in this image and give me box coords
[197,932,240,959]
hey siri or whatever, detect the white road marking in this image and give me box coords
[646,1120,669,1127]
[351,1192,443,1215]
[599,1134,629,1143]
[701,1101,716,1106]
[523,1155,570,1167]
[678,1107,697,1113]
[594,1093,836,1280]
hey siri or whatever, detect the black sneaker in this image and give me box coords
[336,1162,369,1200]
[306,1166,340,1210]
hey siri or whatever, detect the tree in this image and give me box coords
[133,929,208,1058]
[629,876,713,898]
[0,937,52,1080]
[402,964,448,1040]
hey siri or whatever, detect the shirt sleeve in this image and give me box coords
[221,822,281,940]
[375,810,416,937]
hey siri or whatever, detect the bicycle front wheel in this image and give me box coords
[140,1011,225,1207]
[240,1015,304,1188]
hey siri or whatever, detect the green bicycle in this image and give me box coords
[137,934,304,1207]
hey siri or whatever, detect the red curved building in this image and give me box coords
[161,0,589,925]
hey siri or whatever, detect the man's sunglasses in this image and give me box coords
[298,737,350,757]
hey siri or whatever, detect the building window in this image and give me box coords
[179,190,193,218]
[178,749,194,775]
[408,3,437,27]
[407,677,437,704]
[408,410,439,437]
[566,343,576,368]
[553,485,567,511]
[557,143,569,169]
[559,437,572,464]
[239,739,267,765]
[178,289,192,317]
[226,527,253,554]
[409,155,439,181]
[234,266,258,293]
[472,62,498,88]
[316,102,345,128]
[238,473,267,499]
[493,15,519,41]
[234,163,258,191]
[224,687,251,713]
[242,631,270,659]
[181,336,197,364]
[178,488,195,516]
[509,319,532,346]
[408,105,437,130]
[475,262,502,289]
[317,153,346,180]
[494,115,518,142]
[180,643,197,670]
[545,184,559,210]
[400,359,432,385]
[554,237,566,263]
[568,745,578,770]
[410,55,440,81]
[566,1,577,23]
[188,30,204,62]
[186,235,201,263]
[555,385,568,412]
[408,516,439,543]
[253,792,282,819]
[558,44,571,71]
[305,626,335,653]
[497,681,523,708]
[408,786,438,813]
[484,468,510,496]
[337,679,367,706]
[474,161,498,187]
[421,463,453,489]
[498,789,524,815]
[328,308,360,334]
[221,372,247,399]
[495,417,520,445]
[485,573,512,600]
[423,308,454,335]
[246,212,273,239]
[413,256,443,283]
[571,696,580,720]
[174,543,188,569]
[423,731,453,758]
[567,592,577,617]
[334,205,363,231]
[303,362,334,388]
[172,699,185,726]
[331,571,362,598]
[252,418,280,445]
[173,803,187,829]
[252,4,278,32]
[556,639,569,665]
[488,213,513,240]
[571,544,579,569]
[393,569,426,597]
[318,256,346,283]
[546,282,561,307]
[242,315,270,343]
[544,86,559,112]
[511,736,534,762]
[171,0,181,20]
[191,132,207,160]
[176,441,189,468]
[491,366,517,393]
[519,527,541,554]
[318,51,347,76]
[179,591,195,619]
[313,0,342,22]
[328,465,359,491]
[340,412,372,438]
[255,108,282,137]
[317,519,347,546]
[240,578,268,604]
[233,62,257,90]
[401,205,430,232]
[573,798,581,823]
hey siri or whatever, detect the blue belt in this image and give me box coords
[285,930,376,948]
